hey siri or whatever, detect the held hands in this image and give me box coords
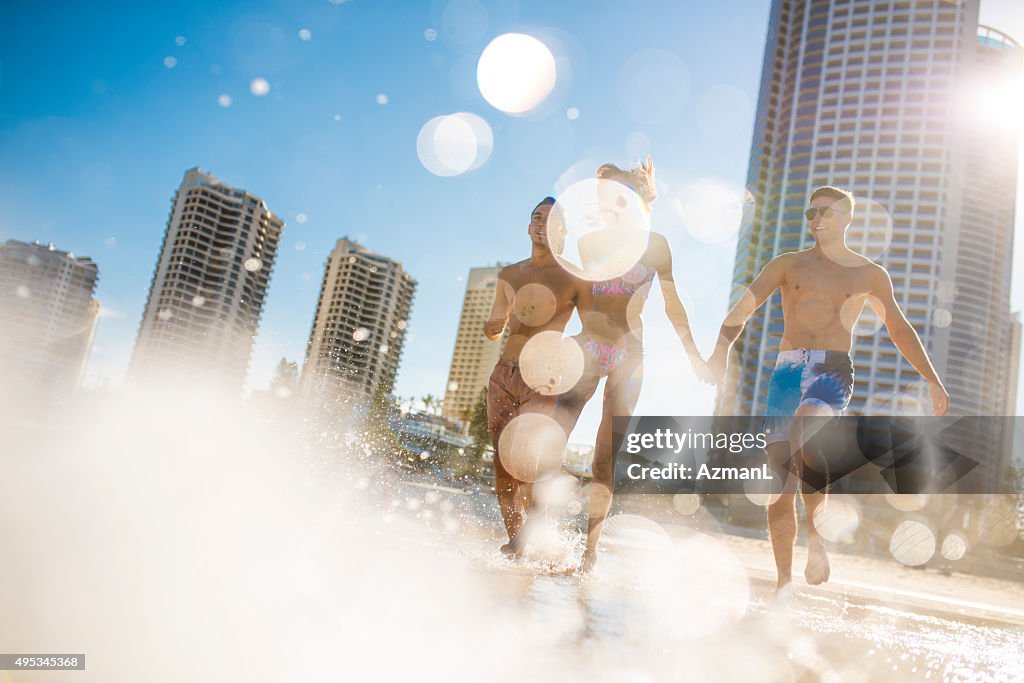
[689,354,715,385]
[929,381,949,417]
[705,346,729,387]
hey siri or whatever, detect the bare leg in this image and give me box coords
[501,430,542,557]
[790,404,834,585]
[490,428,525,547]
[766,442,799,590]
[801,489,830,585]
[502,377,594,558]
[580,354,642,572]
[551,365,600,448]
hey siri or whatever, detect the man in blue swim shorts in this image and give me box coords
[706,186,949,592]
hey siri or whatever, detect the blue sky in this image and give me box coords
[2,0,1023,422]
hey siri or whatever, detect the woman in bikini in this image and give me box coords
[556,157,708,571]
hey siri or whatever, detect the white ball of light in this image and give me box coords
[477,33,556,115]
[416,112,493,176]
[249,78,271,96]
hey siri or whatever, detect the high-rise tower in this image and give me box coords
[0,240,100,409]
[442,266,508,427]
[722,0,1019,427]
[129,168,284,393]
[301,238,416,402]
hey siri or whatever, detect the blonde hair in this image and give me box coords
[597,155,657,204]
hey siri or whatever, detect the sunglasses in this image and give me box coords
[804,206,841,220]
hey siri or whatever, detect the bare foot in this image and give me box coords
[769,581,799,611]
[500,528,527,559]
[578,546,598,573]
[804,537,830,585]
[501,516,537,559]
[775,575,792,593]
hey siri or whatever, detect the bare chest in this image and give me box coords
[507,271,577,328]
[780,261,873,330]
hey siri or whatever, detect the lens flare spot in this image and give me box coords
[670,179,753,245]
[15,285,30,299]
[511,283,557,327]
[244,258,263,272]
[250,78,271,96]
[812,497,860,543]
[163,56,178,69]
[889,520,936,566]
[841,294,884,336]
[376,93,389,105]
[518,331,585,396]
[416,113,493,176]
[549,178,651,282]
[566,107,580,121]
[672,493,701,515]
[979,497,1019,546]
[298,28,312,41]
[191,295,206,307]
[477,33,557,115]
[940,533,967,561]
[496,413,566,483]
[933,309,953,328]
[845,198,893,260]
[743,478,782,507]
[424,28,438,42]
[534,474,577,509]
[217,94,233,108]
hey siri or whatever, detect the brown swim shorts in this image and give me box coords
[487,359,557,437]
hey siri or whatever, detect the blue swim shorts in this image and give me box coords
[764,348,854,445]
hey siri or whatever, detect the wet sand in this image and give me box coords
[2,410,1020,682]
[400,475,1024,682]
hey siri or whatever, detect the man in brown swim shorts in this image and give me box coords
[485,196,591,557]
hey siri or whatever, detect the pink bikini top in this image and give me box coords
[592,262,656,296]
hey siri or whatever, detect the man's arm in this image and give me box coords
[484,271,513,340]
[707,255,789,384]
[867,266,949,416]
